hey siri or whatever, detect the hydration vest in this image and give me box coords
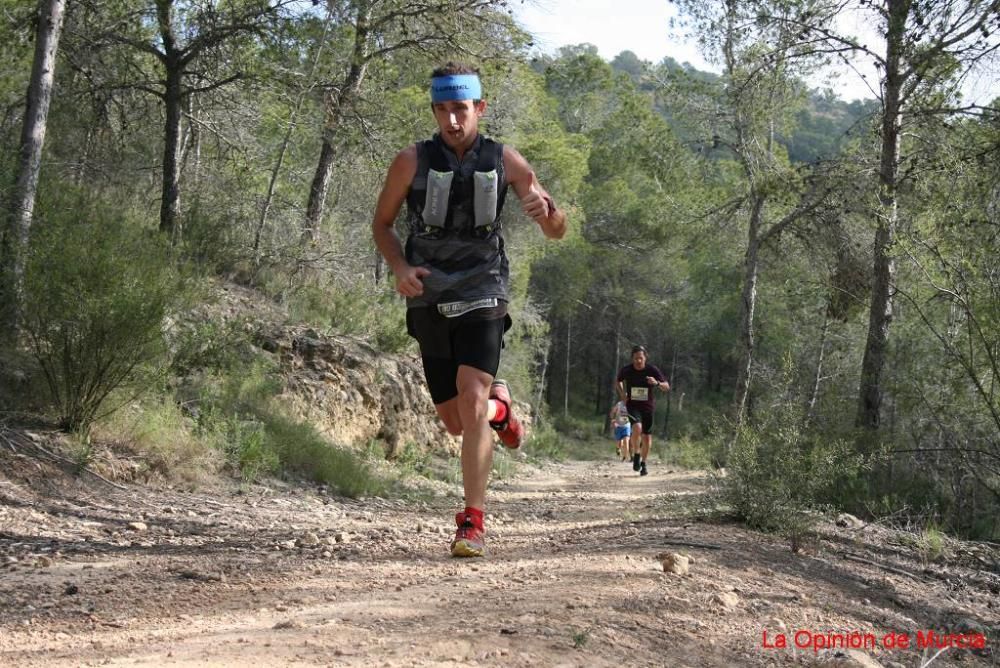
[405,134,508,239]
[403,133,511,307]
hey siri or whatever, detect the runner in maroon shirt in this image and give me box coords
[615,345,670,476]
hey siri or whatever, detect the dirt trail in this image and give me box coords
[1,453,997,667]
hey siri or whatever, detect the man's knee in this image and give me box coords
[456,383,489,420]
[455,366,491,420]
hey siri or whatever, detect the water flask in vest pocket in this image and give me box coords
[473,170,499,228]
[422,169,453,228]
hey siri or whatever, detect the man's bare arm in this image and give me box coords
[372,146,430,297]
[503,146,567,239]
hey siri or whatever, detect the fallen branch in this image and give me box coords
[184,496,228,509]
[29,440,129,491]
[0,427,29,453]
[86,614,125,628]
[840,552,928,581]
[659,539,723,550]
[1,429,129,491]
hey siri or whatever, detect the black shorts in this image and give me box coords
[406,306,512,404]
[627,405,654,433]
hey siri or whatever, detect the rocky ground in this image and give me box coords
[1,440,999,667]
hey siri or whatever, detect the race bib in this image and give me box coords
[630,387,649,401]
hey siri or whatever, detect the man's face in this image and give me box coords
[432,99,485,150]
[631,351,647,369]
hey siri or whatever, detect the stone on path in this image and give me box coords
[657,552,689,575]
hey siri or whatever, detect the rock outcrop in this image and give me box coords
[260,327,458,458]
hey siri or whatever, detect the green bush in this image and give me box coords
[20,193,186,436]
[660,435,717,470]
[392,441,432,476]
[526,422,570,461]
[551,412,600,441]
[169,315,258,375]
[722,419,869,535]
[178,197,248,274]
[220,414,278,483]
[261,275,412,354]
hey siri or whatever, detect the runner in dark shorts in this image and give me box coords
[372,62,567,557]
[615,345,670,476]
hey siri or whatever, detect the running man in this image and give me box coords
[615,345,670,476]
[372,62,567,557]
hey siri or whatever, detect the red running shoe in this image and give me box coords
[489,379,523,449]
[450,512,485,558]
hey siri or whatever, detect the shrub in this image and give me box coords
[20,193,186,436]
[660,435,717,470]
[169,315,258,376]
[526,422,569,461]
[917,524,947,564]
[722,419,869,535]
[262,275,412,354]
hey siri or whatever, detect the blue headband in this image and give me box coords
[430,74,482,103]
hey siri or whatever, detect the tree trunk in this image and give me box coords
[804,311,830,428]
[605,320,621,434]
[564,317,571,417]
[732,196,764,435]
[159,65,184,239]
[1,0,65,340]
[856,0,905,434]
[186,94,201,184]
[256,11,333,259]
[663,344,676,438]
[534,336,550,415]
[303,137,337,242]
[302,3,371,242]
[255,117,298,257]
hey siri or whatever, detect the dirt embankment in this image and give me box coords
[2,446,998,668]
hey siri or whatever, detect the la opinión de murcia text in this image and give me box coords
[761,628,987,653]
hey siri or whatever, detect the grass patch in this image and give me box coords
[94,396,223,484]
[261,411,387,498]
[382,439,519,487]
[164,360,390,497]
[491,447,517,480]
